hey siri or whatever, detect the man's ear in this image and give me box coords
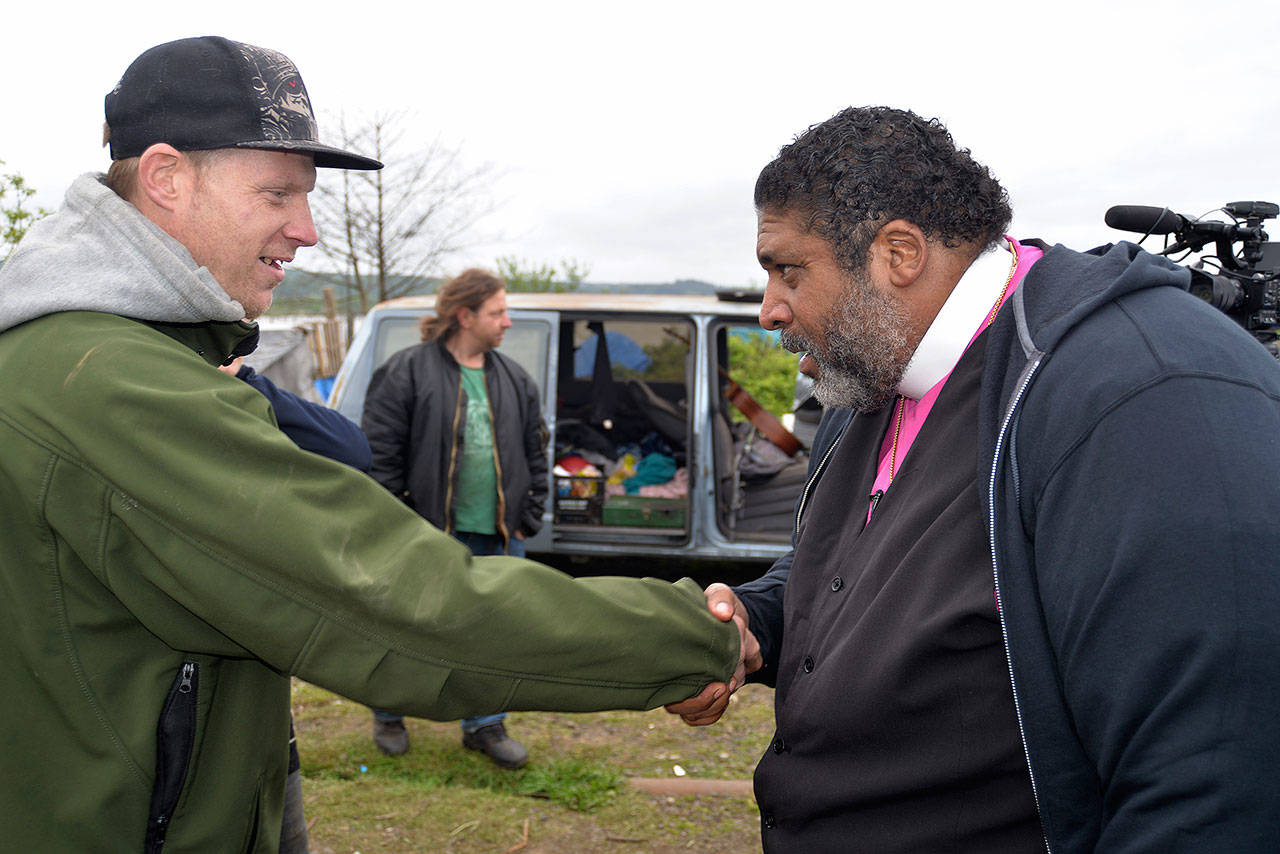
[871,219,929,289]
[136,143,188,212]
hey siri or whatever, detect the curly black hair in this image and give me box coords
[754,106,1012,272]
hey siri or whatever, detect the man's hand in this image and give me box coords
[664,583,761,726]
[711,583,762,685]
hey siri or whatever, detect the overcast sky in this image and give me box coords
[7,0,1278,286]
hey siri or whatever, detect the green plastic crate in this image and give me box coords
[601,496,686,528]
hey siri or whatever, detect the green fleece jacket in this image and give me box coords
[0,175,737,852]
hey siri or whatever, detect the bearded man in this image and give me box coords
[668,106,1280,853]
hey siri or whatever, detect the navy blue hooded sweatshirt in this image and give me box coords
[737,241,1280,852]
[236,365,371,472]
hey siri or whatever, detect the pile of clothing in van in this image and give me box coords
[553,433,688,500]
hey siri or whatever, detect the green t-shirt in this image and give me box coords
[453,365,498,534]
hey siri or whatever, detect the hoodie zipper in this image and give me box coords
[144,662,199,854]
[988,358,1052,854]
[792,417,849,534]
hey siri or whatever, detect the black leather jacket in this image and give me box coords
[362,337,548,543]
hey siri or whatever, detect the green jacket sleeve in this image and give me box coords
[32,315,738,718]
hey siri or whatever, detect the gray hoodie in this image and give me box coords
[0,173,245,334]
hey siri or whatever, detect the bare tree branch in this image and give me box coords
[309,112,501,313]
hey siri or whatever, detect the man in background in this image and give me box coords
[361,268,547,768]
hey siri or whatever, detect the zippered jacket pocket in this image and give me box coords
[143,662,198,853]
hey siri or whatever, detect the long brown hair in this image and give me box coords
[419,268,507,341]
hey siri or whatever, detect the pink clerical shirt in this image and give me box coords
[867,238,1043,524]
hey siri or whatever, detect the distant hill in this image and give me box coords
[266,269,725,317]
[267,269,438,316]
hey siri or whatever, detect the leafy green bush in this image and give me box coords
[1,161,51,258]
[727,329,799,420]
[496,256,588,292]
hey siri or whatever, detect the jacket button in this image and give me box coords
[802,656,814,673]
[830,576,843,592]
[763,813,776,829]
[773,735,787,754]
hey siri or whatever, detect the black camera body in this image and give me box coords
[1105,201,1280,355]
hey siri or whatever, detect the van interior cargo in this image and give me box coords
[549,317,807,546]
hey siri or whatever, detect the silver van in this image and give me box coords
[329,291,814,563]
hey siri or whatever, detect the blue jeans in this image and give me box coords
[372,531,525,734]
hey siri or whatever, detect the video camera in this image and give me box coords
[1105,201,1280,355]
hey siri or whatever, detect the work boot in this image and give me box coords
[462,722,528,769]
[373,718,409,756]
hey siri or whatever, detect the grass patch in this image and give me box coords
[516,759,623,811]
[292,679,773,852]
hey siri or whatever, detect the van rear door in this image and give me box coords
[499,309,560,551]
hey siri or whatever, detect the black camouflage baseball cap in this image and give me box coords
[104,36,382,170]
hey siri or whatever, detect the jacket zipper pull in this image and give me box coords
[178,663,194,693]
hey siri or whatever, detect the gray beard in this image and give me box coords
[780,273,913,413]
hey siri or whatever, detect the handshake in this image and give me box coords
[665,583,763,726]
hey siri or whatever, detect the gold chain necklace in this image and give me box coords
[886,241,1018,486]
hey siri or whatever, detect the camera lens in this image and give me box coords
[1188,269,1244,312]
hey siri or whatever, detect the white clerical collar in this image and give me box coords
[896,238,1015,400]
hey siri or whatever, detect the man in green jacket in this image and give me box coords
[0,37,750,853]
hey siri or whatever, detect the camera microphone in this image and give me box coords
[1101,198,1280,347]
[1104,205,1188,235]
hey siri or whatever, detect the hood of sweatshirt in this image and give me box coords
[976,239,1194,522]
[1014,240,1191,359]
[979,240,1192,428]
[0,173,248,335]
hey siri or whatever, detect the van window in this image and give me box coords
[570,321,689,383]
[722,326,793,423]
[711,322,808,542]
[372,317,420,367]
[552,316,693,538]
[498,321,552,393]
[558,319,691,443]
